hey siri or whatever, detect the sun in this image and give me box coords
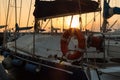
[66,15,80,28]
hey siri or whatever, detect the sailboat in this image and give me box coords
[1,0,120,80]
[101,0,120,61]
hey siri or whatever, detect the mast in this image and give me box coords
[3,0,10,48]
[15,0,18,54]
[101,0,120,33]
[15,0,17,25]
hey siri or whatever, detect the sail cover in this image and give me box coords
[33,0,100,19]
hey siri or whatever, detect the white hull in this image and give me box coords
[105,40,120,58]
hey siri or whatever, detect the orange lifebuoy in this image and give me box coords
[60,28,86,60]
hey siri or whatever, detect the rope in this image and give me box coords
[79,16,82,30]
[69,15,73,28]
[43,19,50,29]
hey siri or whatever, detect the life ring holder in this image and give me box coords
[60,28,86,61]
[87,33,105,52]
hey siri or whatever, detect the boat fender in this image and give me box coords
[60,28,86,60]
[2,51,10,57]
[25,63,40,73]
[12,59,23,67]
[2,56,13,69]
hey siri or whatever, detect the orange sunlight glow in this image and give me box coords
[66,15,80,28]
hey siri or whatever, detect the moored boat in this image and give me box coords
[1,0,120,80]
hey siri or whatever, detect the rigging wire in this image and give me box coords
[8,2,14,30]
[26,0,32,27]
[19,0,22,26]
[5,0,10,27]
[43,19,50,29]
[2,0,7,23]
[3,0,10,48]
[85,13,100,30]
[15,0,17,24]
[98,0,102,32]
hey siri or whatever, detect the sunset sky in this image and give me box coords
[0,0,120,32]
